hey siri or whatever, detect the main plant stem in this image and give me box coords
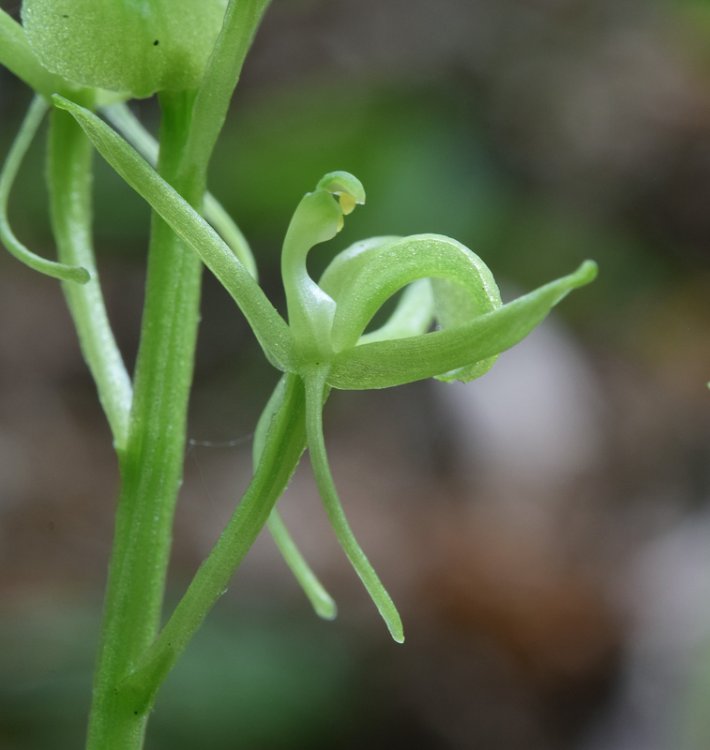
[85,92,206,750]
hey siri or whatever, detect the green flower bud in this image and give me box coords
[22,0,228,98]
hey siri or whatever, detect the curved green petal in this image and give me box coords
[327,260,598,390]
[328,235,501,366]
[319,235,399,300]
[319,236,437,345]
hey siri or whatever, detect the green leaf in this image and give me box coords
[52,95,293,371]
[22,0,228,97]
[327,260,598,390]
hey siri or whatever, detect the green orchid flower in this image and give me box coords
[52,95,597,643]
[259,173,596,641]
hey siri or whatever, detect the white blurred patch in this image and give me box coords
[583,513,710,750]
[433,313,604,489]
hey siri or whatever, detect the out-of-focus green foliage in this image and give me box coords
[0,605,354,750]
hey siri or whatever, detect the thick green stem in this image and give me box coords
[73,4,272,745]
[85,91,205,750]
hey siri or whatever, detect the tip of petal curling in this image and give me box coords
[576,259,598,284]
[314,597,338,621]
[386,617,405,644]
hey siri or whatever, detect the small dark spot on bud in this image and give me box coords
[62,14,69,18]
[153,39,160,46]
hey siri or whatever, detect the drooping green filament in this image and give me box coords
[0,95,89,284]
[254,375,337,619]
[304,367,404,644]
[267,509,337,620]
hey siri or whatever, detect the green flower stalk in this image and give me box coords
[0,2,597,746]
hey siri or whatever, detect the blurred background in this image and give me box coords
[1,0,710,747]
